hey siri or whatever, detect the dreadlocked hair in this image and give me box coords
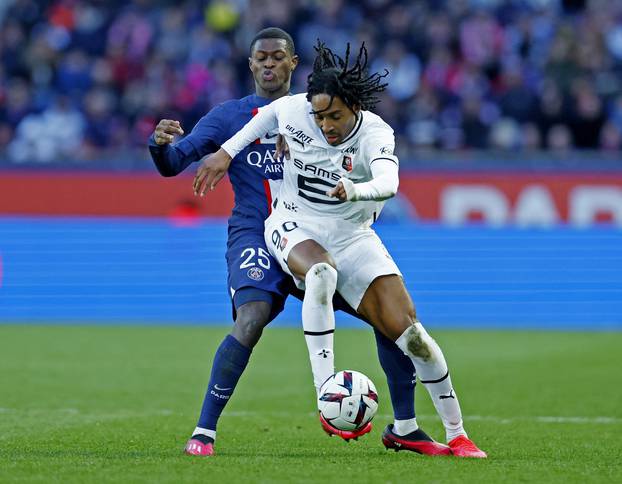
[306,40,389,114]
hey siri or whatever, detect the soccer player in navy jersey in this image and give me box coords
[149,28,436,457]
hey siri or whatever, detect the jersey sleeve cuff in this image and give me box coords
[148,133,163,148]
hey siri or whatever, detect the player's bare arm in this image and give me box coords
[193,148,232,196]
[275,134,290,160]
[153,119,184,145]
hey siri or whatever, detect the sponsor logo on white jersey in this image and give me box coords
[293,158,341,182]
[285,124,314,144]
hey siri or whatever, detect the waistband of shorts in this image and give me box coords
[271,198,373,230]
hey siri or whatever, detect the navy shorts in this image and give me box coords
[226,231,290,322]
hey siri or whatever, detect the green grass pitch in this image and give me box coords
[0,325,621,483]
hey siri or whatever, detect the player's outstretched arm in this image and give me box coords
[220,101,280,159]
[193,149,232,196]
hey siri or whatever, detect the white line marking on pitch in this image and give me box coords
[221,411,622,425]
[0,408,619,425]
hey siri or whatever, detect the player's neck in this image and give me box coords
[255,85,291,101]
[340,112,361,143]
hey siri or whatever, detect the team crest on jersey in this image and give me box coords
[247,267,264,281]
[342,155,353,172]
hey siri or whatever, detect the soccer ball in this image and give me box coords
[318,370,379,431]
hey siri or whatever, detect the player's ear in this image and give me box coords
[248,57,253,70]
[352,103,361,114]
[290,54,300,71]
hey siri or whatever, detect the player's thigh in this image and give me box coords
[332,229,413,340]
[357,275,416,341]
[265,212,334,283]
[332,229,401,311]
[231,286,285,323]
[287,239,337,280]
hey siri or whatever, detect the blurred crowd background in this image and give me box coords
[1,0,622,168]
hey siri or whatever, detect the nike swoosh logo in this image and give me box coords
[214,384,232,391]
[264,133,278,139]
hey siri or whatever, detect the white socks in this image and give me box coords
[193,427,216,441]
[395,321,466,442]
[302,263,337,395]
[393,417,419,436]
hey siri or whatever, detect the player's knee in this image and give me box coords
[305,263,338,303]
[376,299,413,333]
[387,300,416,322]
[233,316,268,348]
[232,304,271,348]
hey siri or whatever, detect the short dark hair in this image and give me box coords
[306,40,388,113]
[250,27,295,56]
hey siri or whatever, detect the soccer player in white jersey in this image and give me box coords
[194,41,487,458]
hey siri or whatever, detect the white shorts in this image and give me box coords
[264,206,401,311]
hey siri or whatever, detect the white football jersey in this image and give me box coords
[222,93,399,227]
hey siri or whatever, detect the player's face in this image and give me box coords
[310,94,360,146]
[249,39,298,100]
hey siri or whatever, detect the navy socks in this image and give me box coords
[373,328,416,420]
[197,334,252,431]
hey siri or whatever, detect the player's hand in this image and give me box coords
[327,178,356,201]
[275,134,290,160]
[193,148,232,196]
[153,119,184,145]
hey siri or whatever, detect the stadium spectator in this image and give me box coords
[1,0,622,165]
[7,94,84,163]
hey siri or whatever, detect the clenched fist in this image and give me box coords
[153,119,184,145]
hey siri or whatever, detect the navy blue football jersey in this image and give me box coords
[149,94,283,240]
[149,94,290,310]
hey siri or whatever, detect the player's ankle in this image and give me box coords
[393,417,418,436]
[190,434,214,445]
[192,427,216,443]
[446,428,466,442]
